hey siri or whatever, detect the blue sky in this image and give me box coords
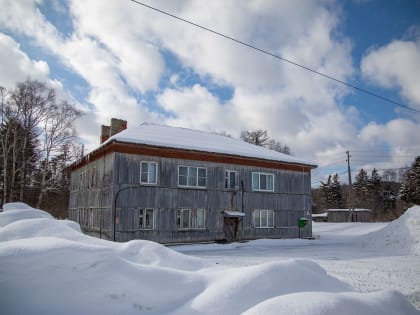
[1,0,419,185]
[340,0,420,124]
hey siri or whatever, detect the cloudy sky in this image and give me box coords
[1,0,419,185]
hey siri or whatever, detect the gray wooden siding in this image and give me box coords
[68,153,115,237]
[69,151,312,242]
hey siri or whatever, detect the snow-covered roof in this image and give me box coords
[103,123,316,167]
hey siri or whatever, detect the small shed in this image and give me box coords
[312,212,328,222]
[327,208,372,222]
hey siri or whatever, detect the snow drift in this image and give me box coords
[0,202,53,227]
[364,205,420,255]
[0,203,418,315]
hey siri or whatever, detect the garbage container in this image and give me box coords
[298,217,307,228]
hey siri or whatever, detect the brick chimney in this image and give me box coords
[100,118,127,144]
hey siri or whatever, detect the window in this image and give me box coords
[88,167,98,188]
[225,170,238,189]
[139,208,155,229]
[252,172,274,191]
[178,166,207,188]
[141,161,158,184]
[79,171,86,189]
[254,209,274,228]
[177,208,205,230]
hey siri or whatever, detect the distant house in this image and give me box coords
[68,120,317,243]
[327,209,372,223]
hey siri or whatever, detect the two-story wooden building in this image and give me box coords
[68,120,316,243]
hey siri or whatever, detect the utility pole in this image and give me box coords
[346,150,353,222]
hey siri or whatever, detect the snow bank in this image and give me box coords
[364,206,420,255]
[0,202,52,227]
[244,290,419,315]
[0,202,418,315]
[177,260,350,315]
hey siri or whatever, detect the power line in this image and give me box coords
[130,0,420,114]
[350,146,420,153]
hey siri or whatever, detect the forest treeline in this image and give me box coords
[1,80,418,220]
[0,80,82,217]
[312,156,420,221]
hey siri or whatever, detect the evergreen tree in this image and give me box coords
[369,168,381,199]
[400,156,420,205]
[367,168,382,216]
[353,168,369,207]
[330,173,345,208]
[319,174,344,209]
[319,175,333,209]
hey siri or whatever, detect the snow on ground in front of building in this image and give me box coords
[0,202,419,314]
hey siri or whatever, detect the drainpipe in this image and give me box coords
[112,184,143,242]
[241,180,245,212]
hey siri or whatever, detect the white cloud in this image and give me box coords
[0,33,50,88]
[144,0,356,159]
[359,119,420,149]
[0,0,60,44]
[361,39,420,108]
[69,0,165,93]
[158,84,238,133]
[0,0,165,150]
[356,118,420,169]
[1,0,418,172]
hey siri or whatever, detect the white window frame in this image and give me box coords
[253,209,275,228]
[139,208,155,230]
[176,208,206,230]
[252,172,274,192]
[178,166,207,188]
[140,161,158,185]
[225,170,238,190]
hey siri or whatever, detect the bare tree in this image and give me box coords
[240,130,270,146]
[241,129,291,155]
[9,81,55,201]
[0,87,26,203]
[266,139,291,155]
[1,80,82,211]
[37,100,82,207]
[0,86,10,205]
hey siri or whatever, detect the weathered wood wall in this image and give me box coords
[328,209,372,222]
[68,153,114,239]
[69,151,312,243]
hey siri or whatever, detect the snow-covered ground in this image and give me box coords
[0,202,419,314]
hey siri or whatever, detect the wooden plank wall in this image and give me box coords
[68,153,115,238]
[69,151,313,242]
[111,153,312,243]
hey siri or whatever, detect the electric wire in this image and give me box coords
[130,0,420,114]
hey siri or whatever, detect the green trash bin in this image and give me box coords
[298,217,307,228]
[298,217,308,238]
